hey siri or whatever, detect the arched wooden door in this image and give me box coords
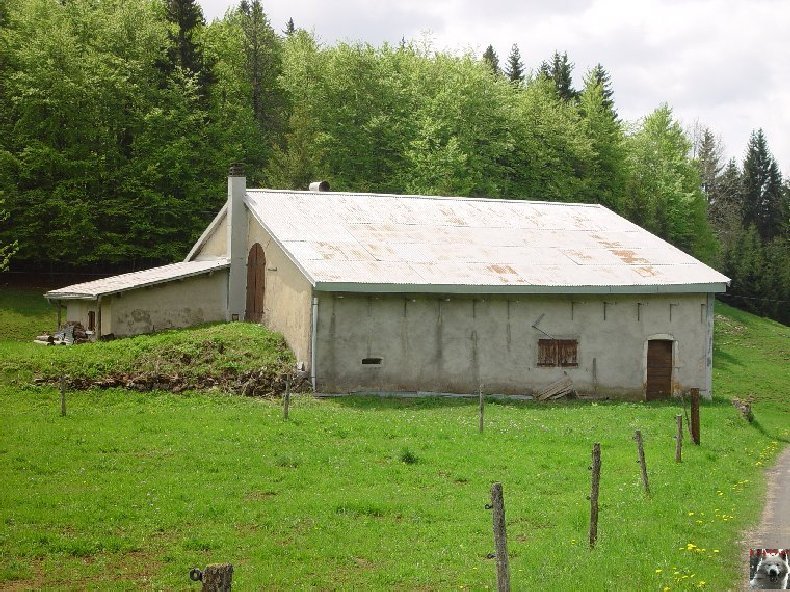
[245,243,266,322]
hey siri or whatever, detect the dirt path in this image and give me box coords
[742,445,790,589]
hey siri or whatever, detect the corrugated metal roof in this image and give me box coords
[45,258,230,300]
[245,190,729,293]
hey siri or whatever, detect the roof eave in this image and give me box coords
[44,293,97,301]
[312,282,730,295]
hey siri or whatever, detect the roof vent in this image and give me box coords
[309,180,330,192]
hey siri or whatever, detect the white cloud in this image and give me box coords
[199,0,790,170]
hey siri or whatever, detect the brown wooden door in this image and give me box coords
[245,243,265,322]
[646,340,673,400]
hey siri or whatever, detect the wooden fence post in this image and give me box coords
[690,388,700,445]
[589,443,601,549]
[283,375,291,420]
[201,563,233,592]
[634,430,650,496]
[60,375,67,417]
[490,482,510,592]
[478,387,484,434]
[675,414,683,463]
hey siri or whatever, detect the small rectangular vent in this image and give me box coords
[361,357,383,365]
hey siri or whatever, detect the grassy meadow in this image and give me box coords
[0,290,787,590]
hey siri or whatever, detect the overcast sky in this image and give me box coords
[199,0,790,172]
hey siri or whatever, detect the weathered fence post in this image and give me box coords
[589,443,601,549]
[675,414,683,463]
[283,374,291,420]
[201,563,233,592]
[690,388,700,445]
[490,482,510,592]
[60,375,67,417]
[478,386,484,434]
[634,430,650,496]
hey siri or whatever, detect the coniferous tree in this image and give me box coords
[482,44,499,75]
[710,158,743,248]
[161,0,215,97]
[240,0,286,144]
[284,16,295,36]
[586,63,615,114]
[696,128,723,204]
[505,43,523,83]
[742,129,785,241]
[577,72,627,212]
[723,225,764,314]
[542,51,576,101]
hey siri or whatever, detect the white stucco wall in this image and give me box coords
[313,291,714,399]
[190,211,314,367]
[193,215,228,260]
[106,271,228,337]
[64,300,112,334]
[247,221,314,369]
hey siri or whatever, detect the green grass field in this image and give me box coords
[0,290,787,590]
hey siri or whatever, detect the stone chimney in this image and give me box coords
[227,163,247,320]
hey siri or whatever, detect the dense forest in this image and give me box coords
[0,0,787,323]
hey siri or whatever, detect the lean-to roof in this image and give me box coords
[45,258,229,300]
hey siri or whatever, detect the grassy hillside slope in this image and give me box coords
[0,291,787,590]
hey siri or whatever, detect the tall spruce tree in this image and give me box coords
[161,0,214,97]
[577,72,627,212]
[284,16,295,36]
[586,63,614,114]
[742,129,785,241]
[710,158,743,247]
[541,51,576,101]
[482,44,499,75]
[696,128,723,204]
[240,1,286,143]
[505,43,523,83]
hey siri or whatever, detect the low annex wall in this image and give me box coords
[313,291,713,399]
[109,271,228,337]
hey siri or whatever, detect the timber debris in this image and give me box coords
[34,369,307,397]
[536,374,576,400]
[34,322,90,346]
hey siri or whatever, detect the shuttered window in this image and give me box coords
[537,339,578,367]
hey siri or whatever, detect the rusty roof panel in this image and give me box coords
[245,190,729,292]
